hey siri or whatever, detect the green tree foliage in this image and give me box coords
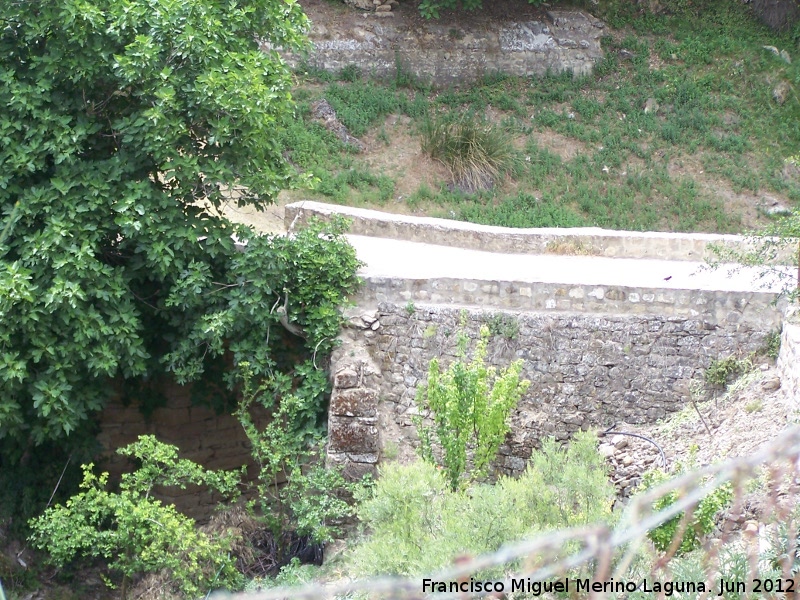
[414,325,530,490]
[0,0,366,532]
[352,431,614,576]
[28,435,243,598]
[0,0,361,450]
[0,0,309,446]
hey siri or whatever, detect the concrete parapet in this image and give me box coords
[285,201,788,263]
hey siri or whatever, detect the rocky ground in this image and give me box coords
[600,361,797,503]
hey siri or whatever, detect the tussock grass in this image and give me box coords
[420,114,513,192]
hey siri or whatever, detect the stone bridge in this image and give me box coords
[286,201,797,480]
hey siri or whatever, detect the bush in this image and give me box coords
[414,325,530,490]
[28,436,243,598]
[421,114,514,192]
[764,330,782,360]
[417,0,546,19]
[704,354,752,388]
[637,460,733,555]
[235,363,360,547]
[351,431,615,577]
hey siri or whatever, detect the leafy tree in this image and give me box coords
[0,0,310,445]
[0,0,364,527]
[414,324,530,491]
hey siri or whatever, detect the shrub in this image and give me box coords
[637,462,733,555]
[351,431,615,577]
[417,0,546,19]
[704,354,752,388]
[421,114,513,192]
[235,363,360,546]
[764,330,782,360]
[485,313,520,340]
[28,436,243,598]
[414,325,530,490]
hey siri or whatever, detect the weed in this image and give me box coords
[294,61,334,82]
[456,192,586,228]
[377,127,390,146]
[545,239,595,255]
[406,183,435,209]
[324,81,403,137]
[745,399,764,413]
[637,460,733,555]
[763,330,782,360]
[448,28,464,41]
[404,300,416,315]
[394,57,431,93]
[423,324,438,339]
[705,354,753,388]
[337,64,363,83]
[484,313,519,340]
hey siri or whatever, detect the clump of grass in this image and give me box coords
[455,192,587,228]
[421,113,513,193]
[745,399,764,413]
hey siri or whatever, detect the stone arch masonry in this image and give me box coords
[282,202,799,480]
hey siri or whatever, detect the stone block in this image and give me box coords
[334,367,359,389]
[329,417,379,454]
[342,461,378,481]
[331,388,378,418]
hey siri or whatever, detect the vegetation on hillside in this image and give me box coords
[350,432,615,577]
[282,0,800,233]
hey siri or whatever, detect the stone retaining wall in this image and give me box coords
[777,307,800,404]
[275,10,605,83]
[360,276,785,330]
[328,303,774,479]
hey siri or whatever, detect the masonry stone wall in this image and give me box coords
[328,303,774,479]
[275,10,605,84]
[97,381,269,520]
[777,307,800,403]
[360,276,785,330]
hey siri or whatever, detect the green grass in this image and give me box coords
[279,1,800,231]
